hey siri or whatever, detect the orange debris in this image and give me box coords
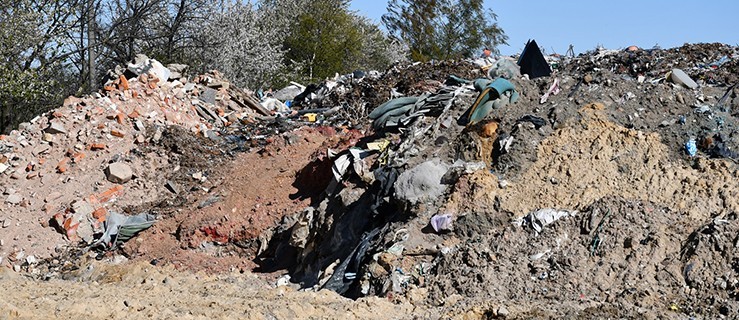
[89,143,106,151]
[90,185,124,204]
[56,158,69,173]
[71,152,85,163]
[119,75,129,90]
[92,207,108,222]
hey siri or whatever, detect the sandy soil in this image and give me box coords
[0,261,422,319]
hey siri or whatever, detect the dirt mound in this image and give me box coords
[125,127,361,273]
[429,195,736,318]
[253,43,739,318]
[564,42,738,85]
[2,43,739,319]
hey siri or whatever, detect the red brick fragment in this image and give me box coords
[119,75,129,90]
[89,143,106,151]
[111,130,125,138]
[92,207,107,222]
[56,158,69,173]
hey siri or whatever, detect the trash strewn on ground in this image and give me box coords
[2,42,739,318]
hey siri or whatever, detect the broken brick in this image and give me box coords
[46,121,67,134]
[63,96,81,108]
[63,219,80,241]
[119,75,129,90]
[71,152,85,163]
[56,158,69,173]
[89,143,106,151]
[90,185,124,204]
[115,113,125,124]
[104,85,115,92]
[92,207,107,222]
[110,130,125,138]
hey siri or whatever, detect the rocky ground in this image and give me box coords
[1,43,739,319]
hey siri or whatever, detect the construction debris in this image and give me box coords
[1,42,739,319]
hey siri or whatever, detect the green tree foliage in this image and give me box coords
[0,0,78,133]
[284,0,363,82]
[382,0,507,62]
[350,16,409,72]
[0,0,405,132]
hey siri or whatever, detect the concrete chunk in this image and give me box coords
[671,68,698,89]
[46,121,67,134]
[5,194,22,204]
[105,162,133,184]
[394,159,449,204]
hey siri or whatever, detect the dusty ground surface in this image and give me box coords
[0,261,422,319]
[2,43,739,319]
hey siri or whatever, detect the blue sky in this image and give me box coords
[350,0,738,56]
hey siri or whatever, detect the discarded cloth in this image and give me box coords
[540,78,560,104]
[514,208,577,233]
[430,214,453,233]
[517,39,551,79]
[94,211,157,249]
[394,159,449,204]
[685,138,697,157]
[273,82,305,101]
[369,87,458,131]
[487,58,521,80]
[326,148,375,194]
[458,78,519,126]
[261,97,290,113]
[516,115,547,129]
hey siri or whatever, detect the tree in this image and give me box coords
[143,0,215,65]
[284,0,363,82]
[382,0,507,62]
[349,15,409,71]
[382,0,438,62]
[0,0,80,132]
[198,1,286,89]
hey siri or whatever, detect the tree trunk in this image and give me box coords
[87,0,97,90]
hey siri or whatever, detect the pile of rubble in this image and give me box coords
[564,42,738,86]
[0,54,288,268]
[2,41,739,319]
[254,42,739,318]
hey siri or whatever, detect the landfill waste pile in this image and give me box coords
[2,43,739,319]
